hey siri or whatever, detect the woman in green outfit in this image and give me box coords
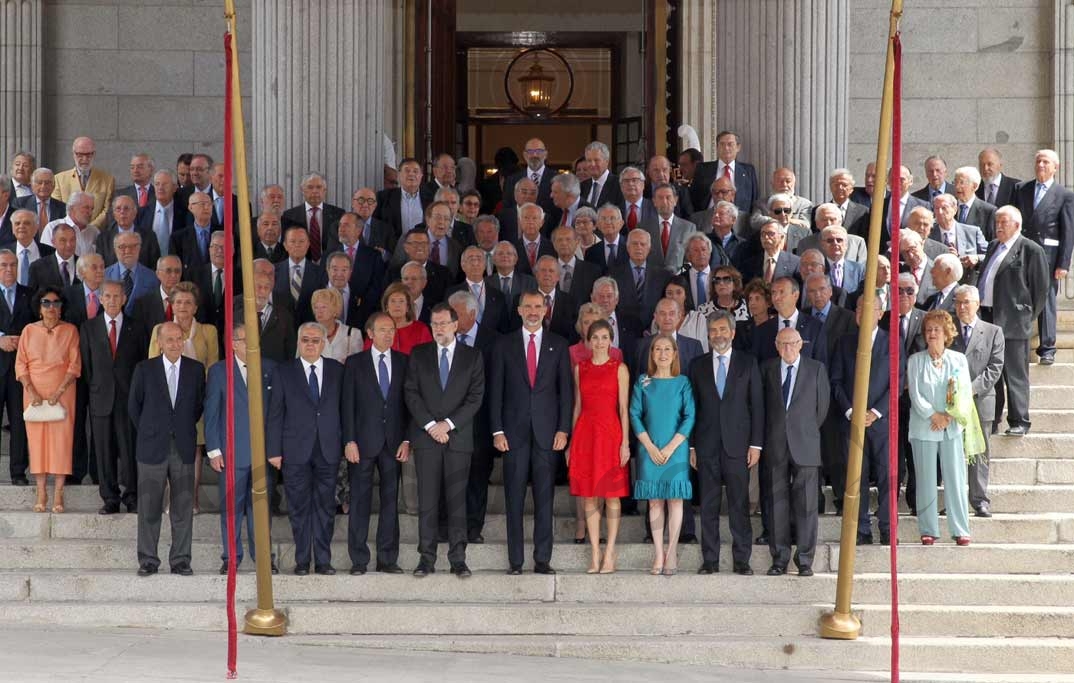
[630,334,696,575]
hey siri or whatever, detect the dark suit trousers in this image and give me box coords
[820,407,846,507]
[92,402,136,506]
[1,372,27,479]
[71,376,95,483]
[767,455,819,570]
[997,336,1031,429]
[415,444,471,566]
[1036,251,1058,356]
[347,446,400,568]
[283,439,337,569]
[137,441,194,570]
[847,422,891,536]
[502,434,556,568]
[698,449,752,566]
[898,392,917,509]
[218,465,274,562]
[466,441,496,536]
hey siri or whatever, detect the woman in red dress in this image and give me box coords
[567,319,630,574]
[363,282,432,355]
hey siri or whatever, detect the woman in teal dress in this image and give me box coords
[630,334,696,575]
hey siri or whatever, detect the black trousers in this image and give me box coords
[898,392,917,509]
[415,444,470,566]
[502,433,556,568]
[1036,262,1058,357]
[847,421,892,536]
[283,439,337,569]
[92,403,136,506]
[218,464,275,562]
[768,457,819,571]
[71,376,96,483]
[820,406,846,508]
[1,372,27,479]
[465,441,496,536]
[698,448,752,566]
[347,446,401,569]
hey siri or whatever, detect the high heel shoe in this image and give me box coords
[599,550,617,574]
[51,492,65,514]
[587,550,602,574]
[33,490,47,513]
[662,551,678,576]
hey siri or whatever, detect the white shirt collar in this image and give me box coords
[522,326,543,344]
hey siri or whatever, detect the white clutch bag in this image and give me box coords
[24,403,67,423]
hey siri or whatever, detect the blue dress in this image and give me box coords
[629,375,696,500]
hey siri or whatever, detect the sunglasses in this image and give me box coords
[40,300,62,308]
[772,208,793,215]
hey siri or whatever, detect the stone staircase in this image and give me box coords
[0,360,1071,681]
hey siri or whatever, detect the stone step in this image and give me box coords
[7,570,1074,607]
[1033,349,1074,363]
[1006,410,1074,433]
[990,458,1074,485]
[988,434,1074,459]
[1028,362,1074,384]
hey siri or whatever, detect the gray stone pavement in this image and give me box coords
[0,627,884,682]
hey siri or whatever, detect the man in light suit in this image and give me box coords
[951,285,1004,517]
[911,156,956,202]
[106,231,160,315]
[1014,149,1074,364]
[689,130,759,214]
[404,304,485,578]
[930,194,988,279]
[579,141,624,209]
[341,313,410,574]
[267,322,344,575]
[819,225,864,295]
[953,166,998,240]
[281,173,345,262]
[489,290,573,575]
[977,206,1050,436]
[51,136,115,230]
[205,323,277,574]
[762,327,829,576]
[644,183,697,273]
[130,322,205,576]
[618,166,658,231]
[688,310,764,575]
[977,147,1021,208]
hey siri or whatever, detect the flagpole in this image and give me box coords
[223,0,286,637]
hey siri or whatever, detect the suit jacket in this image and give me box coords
[620,199,659,232]
[236,297,297,363]
[282,202,346,257]
[644,181,694,219]
[830,329,897,427]
[266,357,344,464]
[253,240,288,264]
[512,235,556,277]
[189,263,242,331]
[387,260,451,307]
[687,349,765,459]
[52,167,115,229]
[611,262,671,327]
[795,232,868,264]
[169,225,215,275]
[80,314,148,417]
[12,195,66,224]
[762,356,829,467]
[404,341,485,452]
[134,202,189,249]
[929,222,989,258]
[27,252,77,295]
[485,271,536,304]
[584,238,630,273]
[810,200,870,240]
[115,183,155,209]
[128,355,205,464]
[829,258,864,294]
[1015,179,1074,271]
[811,303,857,363]
[923,286,958,314]
[882,194,931,236]
[911,181,956,203]
[333,243,386,329]
[641,215,697,273]
[961,198,998,241]
[374,187,427,247]
[273,258,328,325]
[633,332,703,380]
[342,349,409,456]
[503,168,556,209]
[130,287,168,332]
[62,282,94,327]
[488,330,573,451]
[951,319,1004,421]
[96,224,161,269]
[105,262,160,315]
[393,230,463,278]
[740,249,799,284]
[360,216,396,253]
[445,280,509,333]
[976,174,1020,208]
[690,160,759,214]
[580,172,625,209]
[881,307,927,361]
[205,357,276,469]
[752,313,826,365]
[557,258,601,305]
[0,283,34,376]
[978,235,1050,340]
[0,205,13,247]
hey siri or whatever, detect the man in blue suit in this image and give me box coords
[106,231,159,315]
[267,321,344,576]
[130,322,205,576]
[205,322,277,575]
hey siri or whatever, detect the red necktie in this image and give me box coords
[723,165,732,181]
[165,302,173,321]
[346,245,355,262]
[661,220,670,255]
[137,186,148,207]
[108,319,118,358]
[544,294,552,321]
[308,206,322,261]
[526,333,537,387]
[560,210,569,227]
[627,204,638,230]
[526,241,537,268]
[86,291,99,319]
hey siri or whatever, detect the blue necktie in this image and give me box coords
[308,364,319,402]
[439,347,450,389]
[4,287,13,312]
[716,355,726,398]
[215,196,224,224]
[378,353,390,400]
[18,249,29,287]
[1034,182,1047,209]
[696,271,707,306]
[782,364,794,408]
[958,203,968,222]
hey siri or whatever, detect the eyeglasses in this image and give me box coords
[299,336,323,344]
[40,300,62,308]
[897,287,916,295]
[772,208,793,215]
[525,148,546,154]
[760,231,781,239]
[353,197,376,205]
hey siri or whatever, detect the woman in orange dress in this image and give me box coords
[15,286,81,513]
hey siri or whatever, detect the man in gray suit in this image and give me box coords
[953,166,997,240]
[644,183,696,273]
[951,285,1004,517]
[923,253,963,313]
[485,241,536,303]
[761,327,829,577]
[905,206,948,262]
[930,194,988,279]
[797,203,868,264]
[619,166,658,231]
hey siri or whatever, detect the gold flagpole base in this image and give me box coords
[243,607,287,636]
[819,610,862,640]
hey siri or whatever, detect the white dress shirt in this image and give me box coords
[299,356,324,398]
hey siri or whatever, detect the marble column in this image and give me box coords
[678,0,719,157]
[252,1,390,207]
[0,0,42,163]
[1056,0,1074,188]
[712,0,849,203]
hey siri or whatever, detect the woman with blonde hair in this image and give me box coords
[310,288,363,362]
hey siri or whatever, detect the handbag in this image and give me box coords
[23,402,67,423]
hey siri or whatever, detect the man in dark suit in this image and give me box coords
[0,251,32,484]
[395,201,464,278]
[883,165,931,235]
[512,202,556,277]
[386,230,452,307]
[922,254,963,314]
[953,166,998,240]
[130,254,181,331]
[618,166,659,232]
[205,324,277,574]
[929,195,989,280]
[113,153,155,211]
[977,206,1050,436]
[96,195,161,269]
[238,269,297,363]
[404,304,485,578]
[350,187,395,255]
[375,158,427,244]
[952,285,1005,517]
[27,221,76,292]
[130,322,205,576]
[81,280,146,514]
[169,191,215,276]
[1013,149,1074,364]
[281,173,345,262]
[446,246,509,333]
[420,153,457,204]
[550,225,600,305]
[0,178,17,247]
[579,141,624,209]
[752,277,826,364]
[977,147,1020,208]
[911,156,956,202]
[489,290,573,575]
[274,226,328,325]
[610,229,670,329]
[188,231,236,351]
[500,177,536,243]
[761,327,829,576]
[13,168,66,225]
[689,131,760,214]
[585,205,631,273]
[542,174,592,238]
[174,153,214,214]
[137,169,188,259]
[645,155,694,219]
[267,322,345,575]
[532,256,579,343]
[688,310,764,575]
[485,241,536,304]
[502,137,555,210]
[324,247,382,330]
[253,211,287,264]
[811,169,871,239]
[341,313,410,575]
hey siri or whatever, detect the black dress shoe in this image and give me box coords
[506,566,522,576]
[679,533,698,544]
[754,535,769,546]
[766,565,785,576]
[733,563,754,576]
[573,537,586,545]
[314,565,336,576]
[1039,355,1056,365]
[125,501,137,513]
[879,532,892,546]
[271,560,279,575]
[171,563,193,576]
[642,534,653,544]
[467,533,484,544]
[65,475,83,486]
[413,563,434,577]
[10,476,29,486]
[974,503,993,518]
[856,534,873,546]
[137,563,157,577]
[697,563,718,575]
[294,566,309,576]
[798,567,814,577]
[533,562,556,575]
[376,563,404,574]
[98,503,121,515]
[219,561,229,575]
[450,562,472,578]
[1005,425,1029,437]
[349,566,366,576]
